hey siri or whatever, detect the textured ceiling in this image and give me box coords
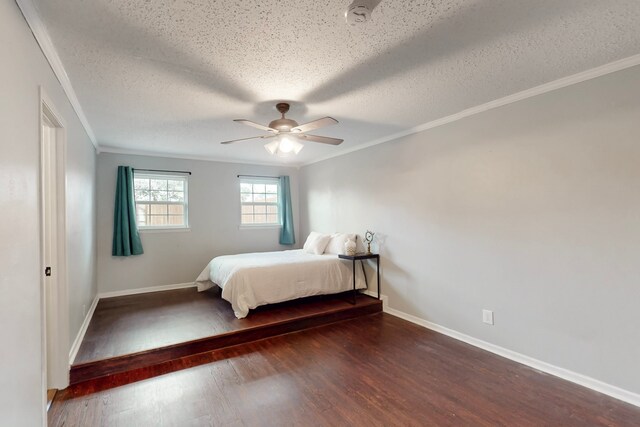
[33,0,640,165]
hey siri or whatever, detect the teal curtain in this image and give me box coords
[112,166,144,256]
[278,175,295,245]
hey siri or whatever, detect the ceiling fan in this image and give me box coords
[221,103,343,157]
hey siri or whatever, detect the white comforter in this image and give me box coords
[195,250,366,318]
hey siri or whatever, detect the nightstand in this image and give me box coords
[338,253,380,304]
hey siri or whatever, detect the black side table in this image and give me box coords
[338,253,380,304]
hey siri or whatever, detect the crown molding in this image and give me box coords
[13,0,640,165]
[302,53,640,167]
[16,0,98,150]
[98,145,301,168]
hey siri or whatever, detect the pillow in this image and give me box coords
[324,233,357,255]
[303,232,332,255]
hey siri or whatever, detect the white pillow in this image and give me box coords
[303,232,332,255]
[324,233,357,255]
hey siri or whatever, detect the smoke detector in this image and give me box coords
[345,1,371,25]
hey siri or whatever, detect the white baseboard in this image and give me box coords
[68,284,640,407]
[98,282,197,299]
[383,305,640,408]
[68,294,99,365]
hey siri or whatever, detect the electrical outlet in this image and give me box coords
[482,309,494,325]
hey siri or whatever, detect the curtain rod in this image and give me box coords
[237,174,279,179]
[134,168,191,175]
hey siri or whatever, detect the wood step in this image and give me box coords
[70,294,381,385]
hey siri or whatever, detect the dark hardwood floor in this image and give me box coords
[52,313,640,426]
[71,288,381,384]
[75,287,379,364]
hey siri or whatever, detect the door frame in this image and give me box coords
[39,87,70,412]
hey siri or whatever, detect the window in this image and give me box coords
[134,172,189,229]
[240,178,279,226]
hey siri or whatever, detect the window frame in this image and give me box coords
[239,177,280,228]
[133,171,190,231]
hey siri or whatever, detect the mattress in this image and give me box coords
[195,249,366,318]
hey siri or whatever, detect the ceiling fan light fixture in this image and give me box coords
[264,135,304,157]
[225,102,341,156]
[290,140,304,155]
[292,141,304,154]
[278,135,295,153]
[264,139,279,155]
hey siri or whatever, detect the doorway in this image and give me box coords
[40,89,69,412]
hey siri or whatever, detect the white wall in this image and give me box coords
[96,153,299,293]
[300,65,640,396]
[0,1,97,425]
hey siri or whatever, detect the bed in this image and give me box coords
[195,249,366,318]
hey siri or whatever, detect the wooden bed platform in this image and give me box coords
[70,287,382,384]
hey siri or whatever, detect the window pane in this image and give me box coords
[149,215,167,225]
[136,203,148,226]
[134,178,149,190]
[135,189,150,201]
[168,215,184,225]
[150,204,167,214]
[135,174,189,228]
[168,191,184,202]
[168,204,184,215]
[167,180,184,191]
[265,184,277,194]
[239,179,280,226]
[150,179,167,191]
[150,190,168,201]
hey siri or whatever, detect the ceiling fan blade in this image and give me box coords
[234,119,278,133]
[220,135,276,145]
[297,134,343,145]
[291,117,338,134]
